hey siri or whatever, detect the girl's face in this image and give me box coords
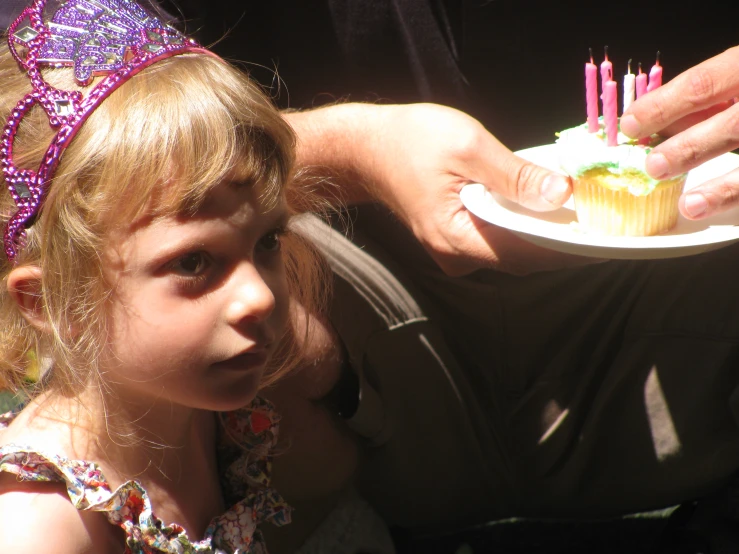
[102,181,290,412]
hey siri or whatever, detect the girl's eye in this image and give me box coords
[172,252,211,276]
[257,229,284,253]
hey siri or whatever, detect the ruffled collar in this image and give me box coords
[0,396,290,553]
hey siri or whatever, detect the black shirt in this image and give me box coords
[6,0,738,150]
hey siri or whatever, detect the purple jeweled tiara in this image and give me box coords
[1,0,212,262]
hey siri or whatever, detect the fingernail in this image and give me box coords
[646,152,670,179]
[540,174,570,206]
[619,114,641,138]
[684,192,708,218]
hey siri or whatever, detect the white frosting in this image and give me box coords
[554,119,674,196]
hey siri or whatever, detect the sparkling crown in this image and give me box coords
[1,0,211,262]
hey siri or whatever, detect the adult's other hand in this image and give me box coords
[621,46,739,220]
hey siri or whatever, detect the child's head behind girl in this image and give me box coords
[0,0,324,550]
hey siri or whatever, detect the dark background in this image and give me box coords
[162,0,739,151]
[4,1,736,151]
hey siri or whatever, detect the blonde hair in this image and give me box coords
[0,46,327,400]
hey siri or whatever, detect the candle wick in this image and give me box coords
[627,58,632,74]
[589,47,594,64]
[655,51,661,66]
[638,61,643,75]
[604,45,609,61]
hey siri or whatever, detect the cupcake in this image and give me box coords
[556,120,687,236]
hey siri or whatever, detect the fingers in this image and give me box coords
[658,100,734,138]
[679,166,739,220]
[643,101,739,180]
[621,46,739,139]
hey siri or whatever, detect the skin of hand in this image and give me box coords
[286,103,596,276]
[620,46,739,220]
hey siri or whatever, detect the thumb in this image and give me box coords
[498,153,572,211]
[469,136,572,212]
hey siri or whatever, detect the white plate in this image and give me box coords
[459,145,739,259]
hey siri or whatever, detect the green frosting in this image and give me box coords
[555,119,681,196]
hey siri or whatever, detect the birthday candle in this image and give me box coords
[647,51,663,92]
[600,46,613,130]
[600,45,613,83]
[623,59,635,112]
[636,62,648,98]
[604,79,618,146]
[586,48,599,132]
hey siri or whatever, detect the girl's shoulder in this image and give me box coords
[0,470,122,553]
[0,401,136,552]
[0,396,291,553]
[0,444,131,552]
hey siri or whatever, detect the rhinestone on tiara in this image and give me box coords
[1,0,212,262]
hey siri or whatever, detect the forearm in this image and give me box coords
[285,101,581,275]
[284,103,392,206]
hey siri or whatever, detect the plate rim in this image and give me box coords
[459,146,739,258]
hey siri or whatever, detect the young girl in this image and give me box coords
[0,0,327,551]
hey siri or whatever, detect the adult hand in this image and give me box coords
[620,46,739,220]
[288,103,594,276]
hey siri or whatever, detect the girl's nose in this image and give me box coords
[225,268,276,325]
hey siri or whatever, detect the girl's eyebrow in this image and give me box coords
[270,206,290,227]
[134,229,207,270]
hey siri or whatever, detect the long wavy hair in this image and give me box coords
[0,48,328,405]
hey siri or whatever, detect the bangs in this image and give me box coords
[47,53,295,230]
[0,43,323,401]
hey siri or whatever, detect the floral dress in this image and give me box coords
[0,396,290,554]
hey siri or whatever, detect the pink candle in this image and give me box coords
[586,49,599,132]
[603,79,618,146]
[600,47,613,132]
[635,62,648,98]
[647,52,662,92]
[600,46,613,83]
